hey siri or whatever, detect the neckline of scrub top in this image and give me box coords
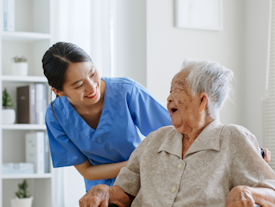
[58,77,118,144]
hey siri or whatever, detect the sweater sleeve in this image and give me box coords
[226,125,275,190]
[114,132,152,196]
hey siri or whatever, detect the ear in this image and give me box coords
[52,87,65,97]
[198,92,208,113]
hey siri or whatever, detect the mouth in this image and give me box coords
[85,88,97,99]
[169,107,178,114]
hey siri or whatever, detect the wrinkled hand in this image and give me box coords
[226,186,256,207]
[79,184,110,207]
[263,148,271,163]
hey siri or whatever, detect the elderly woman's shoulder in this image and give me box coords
[137,125,180,152]
[152,125,178,134]
[221,124,257,143]
[146,125,179,142]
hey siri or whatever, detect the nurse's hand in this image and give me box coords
[79,184,132,207]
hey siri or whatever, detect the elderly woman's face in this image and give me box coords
[167,70,202,134]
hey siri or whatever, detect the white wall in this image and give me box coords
[63,167,86,206]
[243,0,270,146]
[115,0,272,145]
[115,0,147,87]
[146,0,246,125]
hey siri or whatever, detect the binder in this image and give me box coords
[25,132,45,174]
[3,0,14,31]
[36,84,47,125]
[17,84,36,124]
[44,133,50,173]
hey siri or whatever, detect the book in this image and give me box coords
[17,84,48,124]
[17,84,36,124]
[3,0,8,31]
[3,0,14,31]
[44,133,50,173]
[36,84,47,125]
[25,132,45,174]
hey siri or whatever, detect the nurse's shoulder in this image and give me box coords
[103,76,152,96]
[45,97,63,124]
[102,76,135,87]
[45,102,57,125]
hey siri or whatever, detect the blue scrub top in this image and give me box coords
[45,77,171,192]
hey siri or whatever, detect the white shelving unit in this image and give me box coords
[0,0,53,207]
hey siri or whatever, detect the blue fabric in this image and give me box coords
[45,77,172,192]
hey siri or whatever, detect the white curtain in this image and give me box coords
[52,0,113,77]
[263,0,275,170]
[51,1,114,206]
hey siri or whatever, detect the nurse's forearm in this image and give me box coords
[75,160,128,180]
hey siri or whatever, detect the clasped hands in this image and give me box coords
[79,185,261,207]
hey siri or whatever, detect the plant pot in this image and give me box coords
[2,109,15,124]
[12,62,28,76]
[10,197,33,207]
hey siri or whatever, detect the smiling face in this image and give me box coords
[54,61,103,108]
[167,70,203,134]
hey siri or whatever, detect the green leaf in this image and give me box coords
[15,179,31,198]
[2,88,13,107]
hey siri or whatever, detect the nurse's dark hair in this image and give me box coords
[42,42,92,119]
[42,41,92,91]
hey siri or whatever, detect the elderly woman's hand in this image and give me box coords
[263,148,271,163]
[225,186,255,207]
[79,184,132,207]
[79,184,110,207]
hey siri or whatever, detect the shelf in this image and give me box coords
[1,31,51,42]
[1,173,52,179]
[1,75,48,83]
[0,1,53,206]
[1,124,46,130]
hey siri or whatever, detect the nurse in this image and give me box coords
[42,42,172,193]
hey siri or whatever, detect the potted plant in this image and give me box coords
[11,179,33,207]
[2,88,15,124]
[12,56,28,76]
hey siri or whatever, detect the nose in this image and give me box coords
[86,78,96,92]
[167,93,172,103]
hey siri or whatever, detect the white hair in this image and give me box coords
[181,58,234,120]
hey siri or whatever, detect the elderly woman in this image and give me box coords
[79,59,275,207]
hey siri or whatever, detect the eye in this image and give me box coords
[90,72,95,78]
[90,68,96,78]
[75,83,83,89]
[169,86,173,93]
